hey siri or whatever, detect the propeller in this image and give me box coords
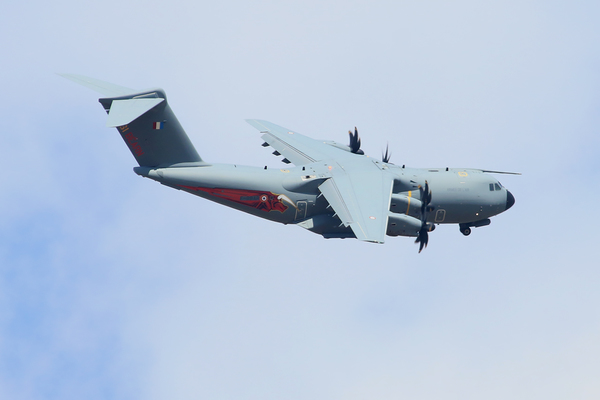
[382,143,391,163]
[415,180,435,253]
[348,127,364,155]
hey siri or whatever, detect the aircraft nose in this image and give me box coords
[506,190,515,210]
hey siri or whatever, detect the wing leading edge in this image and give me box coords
[246,119,358,165]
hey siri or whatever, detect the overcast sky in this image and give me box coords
[1,1,599,399]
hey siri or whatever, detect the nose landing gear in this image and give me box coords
[459,219,491,236]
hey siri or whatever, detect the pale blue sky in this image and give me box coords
[1,1,599,399]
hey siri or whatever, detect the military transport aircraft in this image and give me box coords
[62,74,517,252]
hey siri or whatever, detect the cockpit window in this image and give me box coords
[489,183,495,191]
[494,183,501,191]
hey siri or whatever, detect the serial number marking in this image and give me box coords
[118,125,144,157]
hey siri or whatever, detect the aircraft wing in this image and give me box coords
[318,162,394,244]
[246,119,394,243]
[246,119,356,165]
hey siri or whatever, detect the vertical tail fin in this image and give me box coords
[62,74,203,167]
[99,89,202,167]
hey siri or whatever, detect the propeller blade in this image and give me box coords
[416,180,433,253]
[420,181,432,206]
[348,127,364,154]
[382,143,391,163]
[415,227,429,253]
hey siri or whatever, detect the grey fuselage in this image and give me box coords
[134,161,514,239]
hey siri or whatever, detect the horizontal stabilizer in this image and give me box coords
[58,73,136,97]
[106,98,165,127]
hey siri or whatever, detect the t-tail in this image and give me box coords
[60,74,203,168]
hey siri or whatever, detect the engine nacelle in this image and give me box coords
[387,213,422,237]
[390,193,422,220]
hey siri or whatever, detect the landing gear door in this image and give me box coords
[295,201,307,221]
